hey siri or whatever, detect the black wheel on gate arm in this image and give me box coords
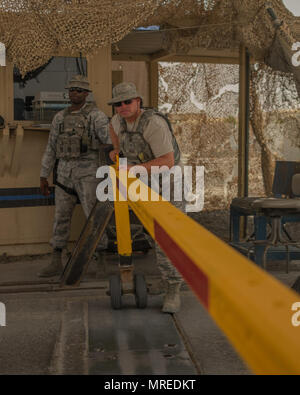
[134,274,148,309]
[109,274,122,309]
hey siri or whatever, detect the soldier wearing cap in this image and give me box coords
[39,75,110,277]
[108,82,183,314]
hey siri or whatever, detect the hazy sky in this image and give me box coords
[283,0,300,16]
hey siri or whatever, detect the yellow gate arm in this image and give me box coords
[111,167,300,375]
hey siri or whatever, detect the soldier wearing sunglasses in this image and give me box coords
[39,75,110,277]
[108,82,183,314]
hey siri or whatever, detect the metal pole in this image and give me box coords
[238,45,250,238]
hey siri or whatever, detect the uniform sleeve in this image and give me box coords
[40,112,62,178]
[143,115,174,158]
[92,109,110,144]
[110,114,122,137]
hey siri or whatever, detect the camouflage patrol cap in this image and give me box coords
[65,75,91,92]
[108,82,142,105]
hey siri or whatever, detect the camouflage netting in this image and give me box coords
[159,60,300,209]
[0,0,160,75]
[250,64,300,196]
[160,0,296,55]
[160,0,300,96]
[0,0,299,79]
[159,62,242,209]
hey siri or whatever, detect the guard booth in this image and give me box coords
[0,45,242,255]
[0,1,300,257]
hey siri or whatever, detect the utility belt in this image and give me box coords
[53,143,111,197]
[56,135,100,160]
[52,160,78,198]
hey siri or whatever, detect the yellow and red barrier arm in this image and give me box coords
[111,167,300,375]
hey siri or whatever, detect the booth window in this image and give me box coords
[13,56,87,124]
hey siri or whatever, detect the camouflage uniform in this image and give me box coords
[109,82,185,312]
[155,199,184,284]
[41,104,110,249]
[110,106,183,286]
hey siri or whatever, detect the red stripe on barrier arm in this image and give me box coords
[154,221,209,309]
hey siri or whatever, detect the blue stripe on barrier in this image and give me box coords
[0,187,55,208]
[0,194,54,201]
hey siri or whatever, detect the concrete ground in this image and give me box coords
[0,249,299,375]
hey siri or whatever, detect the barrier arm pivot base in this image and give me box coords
[113,166,300,375]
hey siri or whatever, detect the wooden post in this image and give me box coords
[0,61,14,123]
[10,123,24,176]
[0,124,10,177]
[238,45,250,238]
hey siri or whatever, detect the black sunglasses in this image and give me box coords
[69,87,87,93]
[114,99,134,107]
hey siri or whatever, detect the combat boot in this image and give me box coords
[38,249,63,277]
[162,282,181,313]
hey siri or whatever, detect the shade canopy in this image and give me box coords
[0,1,298,75]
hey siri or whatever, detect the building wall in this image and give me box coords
[0,53,149,255]
[112,61,149,106]
[0,127,86,255]
[0,49,114,255]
